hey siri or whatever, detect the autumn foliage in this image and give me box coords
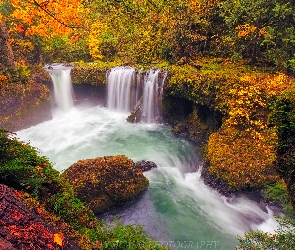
[10,0,87,37]
[166,59,295,190]
[0,184,77,249]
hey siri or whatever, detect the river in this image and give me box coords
[16,65,278,249]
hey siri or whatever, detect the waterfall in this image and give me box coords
[107,67,166,123]
[159,71,167,109]
[141,69,160,123]
[107,66,136,112]
[44,63,74,111]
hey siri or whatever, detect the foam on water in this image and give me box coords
[17,105,279,249]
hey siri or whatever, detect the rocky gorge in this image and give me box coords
[1,58,295,248]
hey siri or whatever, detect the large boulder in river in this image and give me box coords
[61,155,149,213]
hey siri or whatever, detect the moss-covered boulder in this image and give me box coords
[61,155,149,213]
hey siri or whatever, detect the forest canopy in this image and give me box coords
[1,0,295,71]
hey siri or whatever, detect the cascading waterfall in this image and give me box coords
[17,106,279,249]
[44,63,74,111]
[107,66,136,112]
[159,71,167,109]
[107,67,166,123]
[141,69,160,123]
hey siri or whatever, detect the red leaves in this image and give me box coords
[15,23,24,32]
[0,185,72,249]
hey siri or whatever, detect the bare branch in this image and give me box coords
[32,0,81,29]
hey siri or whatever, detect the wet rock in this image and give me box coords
[135,160,157,172]
[201,163,232,196]
[61,155,149,213]
[127,97,143,123]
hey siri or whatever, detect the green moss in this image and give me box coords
[71,60,170,86]
[0,129,60,197]
[263,180,294,219]
[61,155,149,213]
[71,61,115,85]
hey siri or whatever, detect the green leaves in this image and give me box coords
[0,129,60,197]
[237,217,295,249]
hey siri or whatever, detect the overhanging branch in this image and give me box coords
[33,0,81,29]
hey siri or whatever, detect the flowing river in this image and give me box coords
[16,65,278,249]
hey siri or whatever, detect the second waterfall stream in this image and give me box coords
[107,66,166,123]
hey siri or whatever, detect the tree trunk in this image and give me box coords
[286,181,295,216]
[0,20,17,69]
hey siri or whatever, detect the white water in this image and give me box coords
[142,69,160,123]
[107,66,136,112]
[16,66,279,249]
[107,67,166,123]
[44,63,74,111]
[16,105,279,249]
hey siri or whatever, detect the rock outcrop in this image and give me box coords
[126,97,143,123]
[61,155,149,213]
[135,160,157,172]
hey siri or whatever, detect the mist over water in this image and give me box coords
[15,65,280,249]
[17,104,279,249]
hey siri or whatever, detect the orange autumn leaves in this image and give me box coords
[10,0,88,38]
[53,232,64,246]
[207,72,294,190]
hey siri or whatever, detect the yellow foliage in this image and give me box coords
[225,73,292,131]
[15,40,34,53]
[236,24,256,37]
[0,74,10,86]
[207,127,278,190]
[236,23,268,38]
[205,69,294,190]
[87,21,107,60]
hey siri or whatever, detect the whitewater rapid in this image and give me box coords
[16,104,278,249]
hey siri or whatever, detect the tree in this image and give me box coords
[89,0,221,63]
[0,0,89,66]
[220,0,295,68]
[269,93,295,214]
